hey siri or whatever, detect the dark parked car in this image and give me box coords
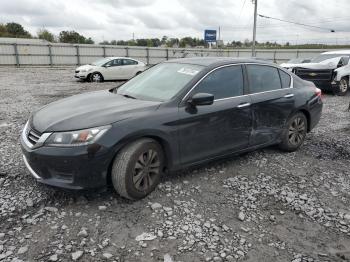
[21,58,323,200]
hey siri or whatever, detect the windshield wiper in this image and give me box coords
[121,94,136,99]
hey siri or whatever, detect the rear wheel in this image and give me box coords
[279,112,307,152]
[336,77,349,96]
[90,72,103,82]
[111,139,164,200]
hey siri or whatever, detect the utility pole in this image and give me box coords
[252,0,258,57]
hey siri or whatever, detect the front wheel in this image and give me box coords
[279,112,307,152]
[336,77,349,96]
[111,139,164,200]
[90,72,103,82]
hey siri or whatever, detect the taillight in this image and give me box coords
[315,87,322,100]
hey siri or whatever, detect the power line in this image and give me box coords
[238,0,247,18]
[231,20,350,31]
[231,16,350,30]
[258,14,335,32]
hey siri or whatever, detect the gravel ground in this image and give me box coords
[0,67,350,262]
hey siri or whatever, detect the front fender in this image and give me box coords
[334,65,350,81]
[110,128,178,170]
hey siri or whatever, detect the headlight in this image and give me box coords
[80,68,93,73]
[45,125,111,147]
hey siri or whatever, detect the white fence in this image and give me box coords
[0,42,342,66]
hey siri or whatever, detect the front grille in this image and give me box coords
[294,68,333,81]
[75,70,80,73]
[27,128,41,146]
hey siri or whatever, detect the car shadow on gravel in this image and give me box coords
[41,145,283,204]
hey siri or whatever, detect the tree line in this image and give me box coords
[0,22,94,44]
[0,23,208,47]
[0,22,348,49]
[100,36,207,48]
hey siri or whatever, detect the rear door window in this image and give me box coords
[247,65,281,93]
[106,59,122,67]
[279,69,291,88]
[194,65,244,100]
[123,59,138,65]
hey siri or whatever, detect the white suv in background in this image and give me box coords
[281,50,350,96]
[75,57,147,82]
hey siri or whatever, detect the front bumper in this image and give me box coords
[20,137,113,190]
[310,80,334,91]
[74,72,88,80]
[293,68,335,92]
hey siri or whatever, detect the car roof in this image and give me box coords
[107,57,139,60]
[322,50,350,55]
[166,57,275,67]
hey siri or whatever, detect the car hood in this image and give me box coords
[280,62,306,68]
[31,90,161,133]
[281,57,342,70]
[76,64,98,71]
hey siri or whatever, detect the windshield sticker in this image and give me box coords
[177,68,200,76]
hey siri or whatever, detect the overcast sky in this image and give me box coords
[1,0,350,44]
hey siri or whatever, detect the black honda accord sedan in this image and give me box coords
[21,58,323,199]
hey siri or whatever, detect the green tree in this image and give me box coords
[37,29,55,42]
[150,38,161,47]
[59,30,94,44]
[136,39,148,46]
[146,39,153,47]
[5,22,31,38]
[116,40,128,45]
[179,37,199,48]
[161,35,168,45]
[127,40,136,46]
[0,24,8,37]
[85,37,94,44]
[166,38,179,47]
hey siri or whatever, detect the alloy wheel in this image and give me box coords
[288,117,306,146]
[133,149,160,191]
[339,79,348,93]
[91,73,101,82]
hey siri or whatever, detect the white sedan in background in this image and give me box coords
[75,57,147,82]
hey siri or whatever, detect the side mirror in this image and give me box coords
[188,93,214,106]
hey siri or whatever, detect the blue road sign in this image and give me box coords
[204,30,217,42]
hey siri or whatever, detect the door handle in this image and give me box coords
[284,94,294,98]
[237,102,251,108]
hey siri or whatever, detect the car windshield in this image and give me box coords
[311,54,347,63]
[117,63,204,101]
[91,58,112,66]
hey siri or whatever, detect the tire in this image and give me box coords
[90,72,104,82]
[135,71,142,76]
[336,77,349,96]
[111,139,164,200]
[279,112,307,152]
